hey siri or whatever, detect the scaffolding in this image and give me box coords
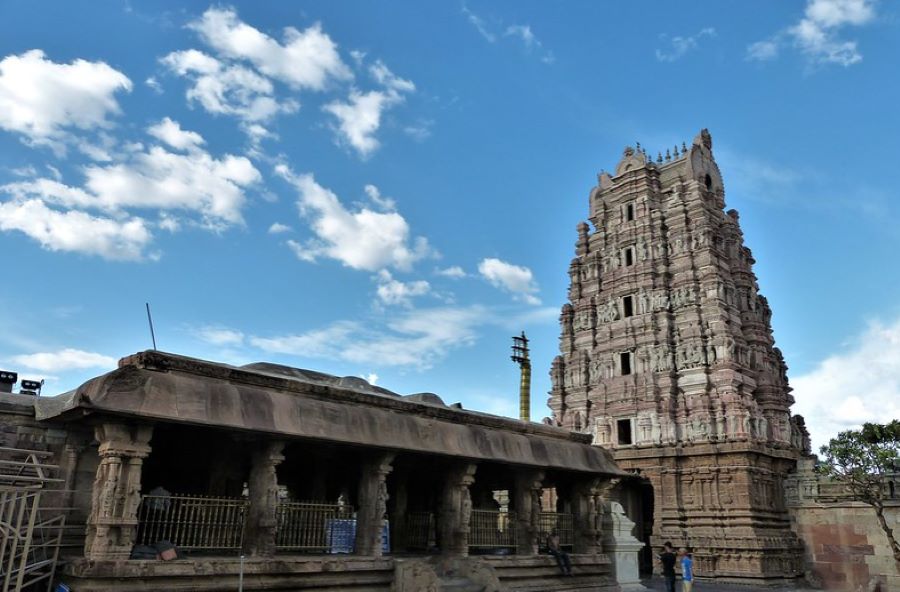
[0,447,66,592]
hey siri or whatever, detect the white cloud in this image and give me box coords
[0,198,152,260]
[250,305,487,369]
[194,326,245,346]
[147,117,205,151]
[162,50,298,123]
[323,91,394,157]
[436,265,466,279]
[0,50,132,151]
[11,348,117,373]
[374,269,430,307]
[746,39,780,61]
[656,28,716,62]
[268,222,292,234]
[504,24,555,63]
[276,166,431,271]
[323,62,414,158]
[505,25,537,47]
[462,5,496,43]
[747,0,876,66]
[791,315,900,453]
[363,372,379,385]
[3,127,261,228]
[478,257,541,305]
[363,184,396,211]
[187,7,352,90]
[145,76,163,93]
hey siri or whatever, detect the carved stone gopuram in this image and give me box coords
[549,129,811,584]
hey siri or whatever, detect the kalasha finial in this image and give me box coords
[673,145,679,157]
[657,152,663,163]
[636,141,642,152]
[682,141,688,152]
[665,148,671,161]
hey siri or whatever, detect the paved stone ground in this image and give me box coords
[640,577,816,591]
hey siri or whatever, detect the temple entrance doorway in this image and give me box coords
[617,476,655,576]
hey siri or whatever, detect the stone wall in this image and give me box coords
[786,459,900,591]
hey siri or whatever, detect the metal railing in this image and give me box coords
[538,512,574,550]
[136,494,248,551]
[275,501,353,552]
[403,511,435,551]
[469,509,517,549]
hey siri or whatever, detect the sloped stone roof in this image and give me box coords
[37,350,625,476]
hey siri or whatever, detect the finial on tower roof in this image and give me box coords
[636,141,641,152]
[665,148,671,161]
[682,141,688,152]
[673,145,679,157]
[657,152,663,163]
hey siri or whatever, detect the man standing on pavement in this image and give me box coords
[657,542,677,592]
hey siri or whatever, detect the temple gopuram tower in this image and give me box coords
[549,129,811,584]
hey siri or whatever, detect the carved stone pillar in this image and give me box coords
[84,422,153,559]
[513,470,544,555]
[355,452,395,556]
[245,440,285,556]
[572,477,619,555]
[439,463,477,556]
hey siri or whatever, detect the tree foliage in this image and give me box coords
[818,420,900,563]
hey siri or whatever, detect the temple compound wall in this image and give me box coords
[548,129,812,585]
[785,458,900,591]
[3,350,644,592]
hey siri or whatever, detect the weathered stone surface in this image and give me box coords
[37,350,625,476]
[786,458,900,591]
[549,129,808,583]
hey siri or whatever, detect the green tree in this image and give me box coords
[817,421,900,563]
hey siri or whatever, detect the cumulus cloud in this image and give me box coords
[276,165,431,271]
[0,198,152,260]
[0,119,260,258]
[791,315,900,452]
[11,348,117,373]
[187,7,352,90]
[162,49,298,122]
[363,184,396,211]
[374,269,430,307]
[747,0,877,66]
[323,61,415,158]
[0,50,132,152]
[3,121,260,228]
[478,258,541,305]
[656,28,716,62]
[268,222,292,234]
[250,306,486,369]
[147,117,205,151]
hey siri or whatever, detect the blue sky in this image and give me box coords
[1,0,898,451]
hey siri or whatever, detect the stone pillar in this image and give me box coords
[355,452,395,556]
[439,463,477,556]
[244,440,285,556]
[84,422,153,559]
[513,470,544,554]
[572,477,619,555]
[602,501,649,591]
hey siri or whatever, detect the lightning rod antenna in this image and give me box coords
[145,302,158,350]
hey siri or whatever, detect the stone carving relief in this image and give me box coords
[596,299,620,323]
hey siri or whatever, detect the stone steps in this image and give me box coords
[439,576,485,592]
